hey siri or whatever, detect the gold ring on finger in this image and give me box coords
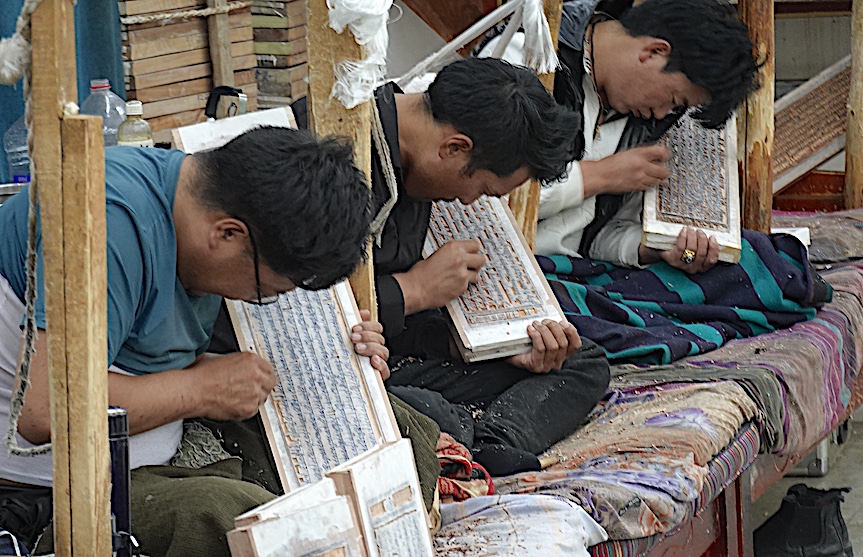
[681,249,696,264]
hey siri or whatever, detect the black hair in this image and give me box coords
[425,57,583,185]
[192,126,371,290]
[620,0,759,128]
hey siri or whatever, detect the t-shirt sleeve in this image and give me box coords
[28,206,145,366]
[104,205,147,365]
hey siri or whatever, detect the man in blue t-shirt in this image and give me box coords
[0,127,386,556]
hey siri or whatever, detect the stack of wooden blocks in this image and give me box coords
[119,0,259,141]
[252,0,308,108]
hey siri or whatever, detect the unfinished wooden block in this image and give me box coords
[643,111,742,263]
[129,69,255,103]
[256,50,308,68]
[229,480,364,557]
[425,196,565,361]
[327,440,434,557]
[251,0,306,17]
[253,25,306,42]
[252,13,307,29]
[229,441,434,557]
[254,38,307,56]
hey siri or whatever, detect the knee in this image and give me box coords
[188,481,273,529]
[134,476,274,557]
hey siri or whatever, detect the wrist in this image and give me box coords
[179,365,211,418]
[580,160,611,199]
[638,243,661,265]
[393,271,425,315]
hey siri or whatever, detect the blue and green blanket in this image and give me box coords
[538,230,833,364]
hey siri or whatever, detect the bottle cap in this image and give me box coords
[89,78,110,91]
[125,100,144,116]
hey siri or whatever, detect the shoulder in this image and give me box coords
[103,148,180,275]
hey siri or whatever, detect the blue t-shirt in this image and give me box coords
[0,147,222,374]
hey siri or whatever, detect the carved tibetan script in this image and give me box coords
[426,196,564,361]
[643,110,741,262]
[228,283,399,491]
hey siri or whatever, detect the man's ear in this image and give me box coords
[438,134,473,161]
[209,217,247,250]
[639,38,671,64]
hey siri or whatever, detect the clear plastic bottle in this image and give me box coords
[3,116,30,183]
[117,101,153,148]
[80,78,127,147]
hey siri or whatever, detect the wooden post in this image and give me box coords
[61,115,112,557]
[31,0,111,555]
[739,0,774,233]
[845,0,863,209]
[508,0,563,250]
[306,0,376,318]
[208,0,235,87]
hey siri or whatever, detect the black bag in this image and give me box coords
[0,486,52,554]
[754,484,853,557]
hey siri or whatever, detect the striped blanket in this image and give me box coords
[538,230,832,364]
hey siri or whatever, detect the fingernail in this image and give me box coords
[351,333,361,341]
[357,343,366,351]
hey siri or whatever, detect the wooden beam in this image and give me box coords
[306,0,376,318]
[61,115,112,557]
[207,0,235,87]
[31,0,111,555]
[844,0,863,208]
[739,0,775,233]
[508,0,563,250]
[400,0,497,42]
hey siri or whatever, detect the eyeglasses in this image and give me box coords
[236,216,280,306]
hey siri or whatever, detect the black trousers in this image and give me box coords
[386,328,610,458]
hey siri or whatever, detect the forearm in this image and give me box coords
[17,333,208,443]
[108,367,206,436]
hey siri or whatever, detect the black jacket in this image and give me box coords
[293,84,432,340]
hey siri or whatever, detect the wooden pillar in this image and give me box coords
[739,0,774,233]
[207,0,235,87]
[721,469,754,557]
[306,0,376,318]
[845,0,863,208]
[31,1,111,555]
[508,0,563,250]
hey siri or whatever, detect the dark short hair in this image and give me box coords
[425,57,583,184]
[192,126,371,290]
[620,0,759,128]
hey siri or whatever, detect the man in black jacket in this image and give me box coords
[289,57,610,476]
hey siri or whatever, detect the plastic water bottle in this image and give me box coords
[117,101,153,148]
[80,78,127,147]
[3,116,30,183]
